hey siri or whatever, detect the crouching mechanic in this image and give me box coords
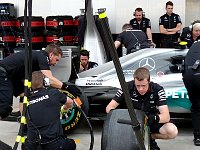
[106,67,178,150]
[25,71,76,150]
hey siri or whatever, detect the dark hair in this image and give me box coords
[31,71,44,90]
[134,67,150,82]
[166,1,173,7]
[135,7,143,12]
[122,23,133,31]
[45,43,63,56]
[80,50,90,58]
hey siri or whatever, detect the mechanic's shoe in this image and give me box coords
[10,111,21,117]
[150,138,160,150]
[194,138,200,146]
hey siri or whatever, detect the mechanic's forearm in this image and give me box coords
[41,70,63,89]
[167,28,179,33]
[146,28,153,41]
[50,76,63,89]
[114,41,121,49]
[160,26,177,35]
[161,28,177,35]
[106,99,119,113]
[106,106,113,113]
[169,23,181,33]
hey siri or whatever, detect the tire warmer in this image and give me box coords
[13,0,33,149]
[96,12,146,150]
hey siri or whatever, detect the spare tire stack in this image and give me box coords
[15,16,45,50]
[0,15,16,57]
[45,15,75,45]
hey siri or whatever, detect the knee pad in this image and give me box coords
[0,106,13,119]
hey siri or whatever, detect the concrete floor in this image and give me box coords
[0,98,200,150]
[1,119,200,150]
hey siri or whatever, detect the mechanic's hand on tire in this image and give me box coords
[147,114,160,126]
[62,82,81,97]
[60,105,70,114]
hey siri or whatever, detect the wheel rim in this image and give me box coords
[60,106,77,124]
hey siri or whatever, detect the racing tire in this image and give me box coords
[101,109,146,150]
[60,85,89,133]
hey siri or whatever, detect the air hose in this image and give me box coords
[13,0,32,149]
[78,106,94,150]
[62,91,94,150]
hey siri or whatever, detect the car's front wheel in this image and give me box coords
[60,85,89,133]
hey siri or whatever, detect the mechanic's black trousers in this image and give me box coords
[183,69,200,138]
[24,136,76,150]
[0,70,13,119]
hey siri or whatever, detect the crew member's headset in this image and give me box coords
[189,20,200,31]
[133,7,145,18]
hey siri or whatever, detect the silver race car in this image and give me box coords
[75,47,190,114]
[52,46,190,132]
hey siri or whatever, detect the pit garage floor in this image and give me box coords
[0,98,200,150]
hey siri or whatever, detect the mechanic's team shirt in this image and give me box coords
[129,18,151,35]
[180,27,200,48]
[0,50,50,81]
[159,13,182,40]
[113,81,167,113]
[27,88,66,141]
[116,30,150,54]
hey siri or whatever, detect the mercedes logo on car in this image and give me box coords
[139,57,155,71]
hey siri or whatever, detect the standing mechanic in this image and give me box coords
[115,23,150,54]
[159,1,182,48]
[182,41,200,146]
[129,7,155,46]
[0,43,80,120]
[106,67,178,150]
[179,20,200,48]
[25,71,76,150]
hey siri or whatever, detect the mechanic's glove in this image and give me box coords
[61,82,81,97]
[147,114,160,126]
[0,106,13,120]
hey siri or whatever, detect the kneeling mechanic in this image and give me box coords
[25,71,76,150]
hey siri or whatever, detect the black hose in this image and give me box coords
[12,0,32,149]
[28,0,33,80]
[66,90,94,150]
[77,107,94,150]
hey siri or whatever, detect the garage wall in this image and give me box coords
[185,0,200,26]
[114,0,185,33]
[1,0,186,33]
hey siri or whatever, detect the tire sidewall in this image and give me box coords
[60,84,89,133]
